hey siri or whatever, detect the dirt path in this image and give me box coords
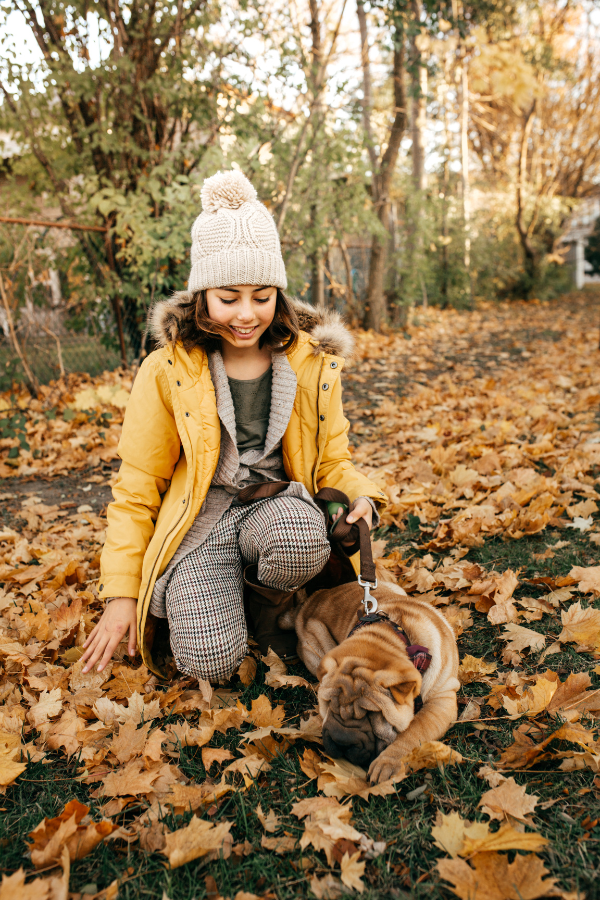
[1,461,119,531]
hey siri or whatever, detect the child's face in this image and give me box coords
[206,285,277,350]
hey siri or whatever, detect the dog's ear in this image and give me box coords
[317,654,338,682]
[389,677,420,705]
[375,665,421,705]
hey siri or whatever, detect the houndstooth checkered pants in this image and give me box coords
[166,497,330,681]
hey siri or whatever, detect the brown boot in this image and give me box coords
[244,565,299,660]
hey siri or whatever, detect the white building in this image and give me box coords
[557,196,600,289]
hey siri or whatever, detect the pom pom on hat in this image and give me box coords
[201,170,258,213]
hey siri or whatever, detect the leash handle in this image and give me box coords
[313,488,378,608]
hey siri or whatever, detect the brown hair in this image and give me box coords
[177,288,299,354]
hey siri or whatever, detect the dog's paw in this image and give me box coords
[368,750,406,785]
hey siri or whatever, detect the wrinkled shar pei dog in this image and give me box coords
[280,582,460,783]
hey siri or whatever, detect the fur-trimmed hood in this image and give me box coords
[149,291,354,359]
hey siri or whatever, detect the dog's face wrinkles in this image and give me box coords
[317,650,421,768]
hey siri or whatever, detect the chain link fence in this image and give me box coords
[0,299,140,392]
[1,240,373,391]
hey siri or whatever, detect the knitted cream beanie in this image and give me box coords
[188,170,287,292]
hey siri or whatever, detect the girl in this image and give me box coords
[81,171,387,681]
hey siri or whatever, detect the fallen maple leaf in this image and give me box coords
[476,570,519,625]
[235,656,257,686]
[403,741,464,773]
[166,720,215,749]
[28,799,117,867]
[45,710,85,756]
[546,672,600,718]
[432,812,547,858]
[458,655,498,684]
[68,657,112,692]
[432,811,489,858]
[558,601,600,652]
[103,664,152,699]
[340,850,365,893]
[143,727,166,762]
[309,873,344,899]
[500,624,545,657]
[163,781,233,814]
[110,721,151,764]
[299,747,323,780]
[478,777,538,824]
[566,516,593,533]
[437,851,557,900]
[261,649,312,689]
[161,816,232,868]
[0,846,70,900]
[201,747,234,770]
[260,834,297,853]
[569,565,600,598]
[461,822,549,856]
[317,757,401,799]
[99,759,162,798]
[0,741,27,787]
[256,803,281,833]
[291,796,351,820]
[222,753,271,783]
[502,677,558,718]
[246,694,285,728]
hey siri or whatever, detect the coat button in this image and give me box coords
[185,412,190,417]
[330,361,338,368]
[182,499,186,504]
[322,383,329,390]
[320,414,325,421]
[177,380,181,386]
[99,584,104,591]
[168,360,173,365]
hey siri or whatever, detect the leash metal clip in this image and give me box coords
[358,574,378,615]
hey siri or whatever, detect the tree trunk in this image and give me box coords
[311,250,325,306]
[339,239,358,324]
[410,0,427,192]
[516,101,538,294]
[357,0,378,172]
[440,54,451,309]
[460,56,472,307]
[363,37,407,332]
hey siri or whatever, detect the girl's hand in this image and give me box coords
[331,498,374,546]
[346,498,373,529]
[81,598,138,673]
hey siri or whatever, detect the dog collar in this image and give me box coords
[347,611,431,713]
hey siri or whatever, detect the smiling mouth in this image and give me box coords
[230,325,258,335]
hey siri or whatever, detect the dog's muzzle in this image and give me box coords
[322,711,377,767]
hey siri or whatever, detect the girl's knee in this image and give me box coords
[270,501,328,546]
[173,639,246,682]
[169,620,247,682]
[260,505,330,587]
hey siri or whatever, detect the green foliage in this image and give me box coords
[0,408,29,455]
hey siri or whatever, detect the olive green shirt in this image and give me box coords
[228,366,273,454]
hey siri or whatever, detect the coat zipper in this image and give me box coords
[311,356,326,492]
[138,489,192,638]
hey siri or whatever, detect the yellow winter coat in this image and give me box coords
[99,295,387,675]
